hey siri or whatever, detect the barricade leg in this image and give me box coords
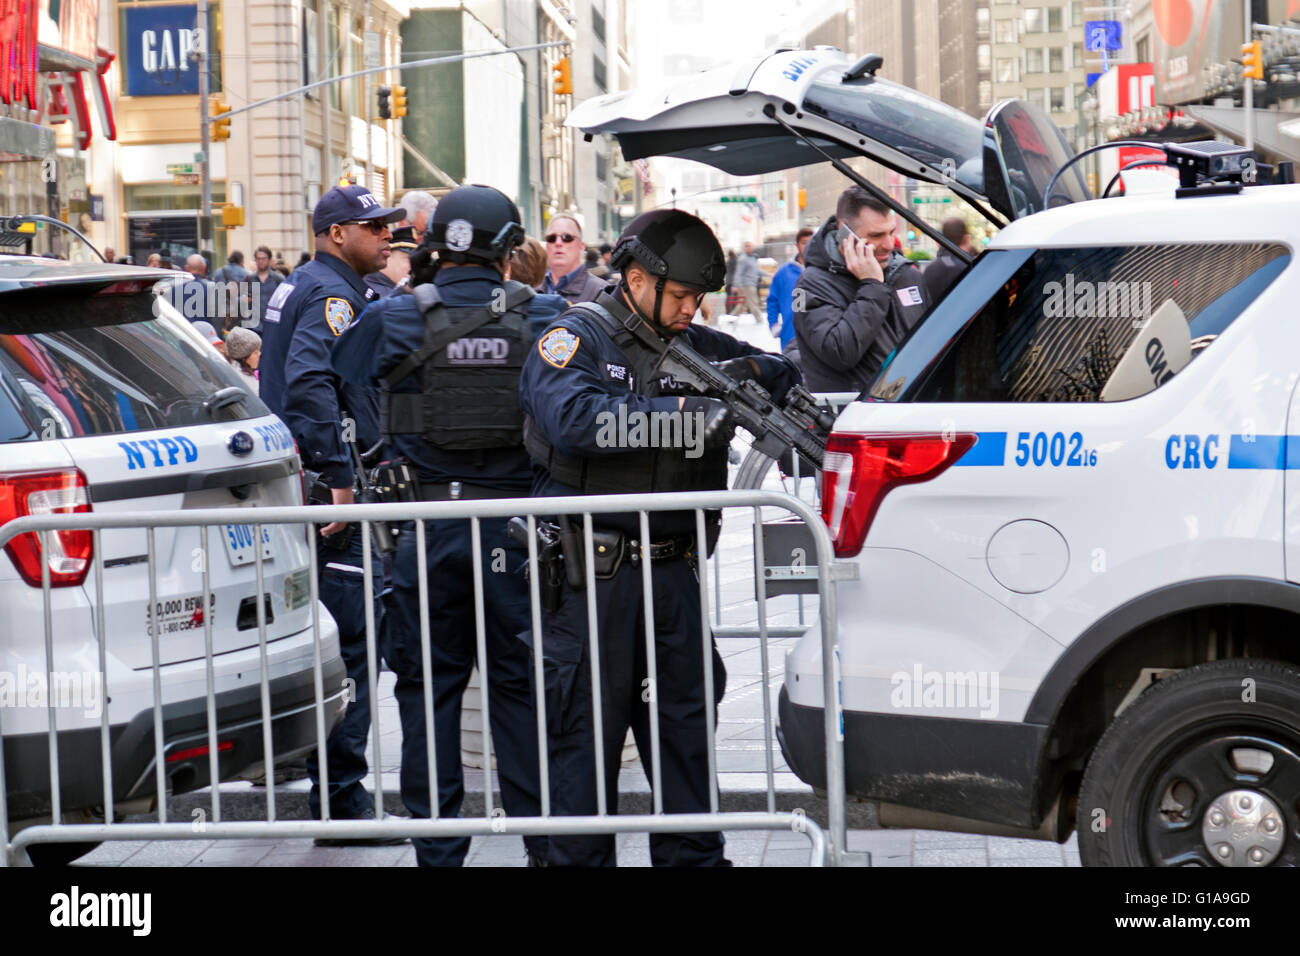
[307,531,381,818]
[476,517,546,861]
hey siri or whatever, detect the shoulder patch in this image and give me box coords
[325,297,354,336]
[538,327,580,368]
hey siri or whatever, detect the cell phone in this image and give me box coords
[834,224,858,248]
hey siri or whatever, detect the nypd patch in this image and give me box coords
[538,328,580,368]
[324,297,354,336]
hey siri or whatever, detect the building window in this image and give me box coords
[978,80,992,105]
[1023,8,1043,34]
[1071,1,1084,27]
[1048,47,1064,73]
[1049,87,1066,111]
[593,50,607,94]
[977,44,991,69]
[1047,6,1062,32]
[996,56,1018,82]
[327,4,341,109]
[303,1,318,87]
[1073,43,1083,69]
[976,7,990,39]
[995,19,1017,43]
[1135,34,1150,63]
[1025,48,1043,74]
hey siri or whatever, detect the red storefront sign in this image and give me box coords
[0,0,41,110]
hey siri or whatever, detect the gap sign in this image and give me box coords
[124,5,206,96]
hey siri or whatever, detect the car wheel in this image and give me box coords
[25,841,103,866]
[1078,659,1300,867]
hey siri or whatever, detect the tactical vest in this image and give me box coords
[523,297,729,494]
[382,280,535,451]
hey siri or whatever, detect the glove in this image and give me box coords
[713,355,799,404]
[684,397,734,451]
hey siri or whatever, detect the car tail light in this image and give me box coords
[821,432,975,557]
[0,469,94,587]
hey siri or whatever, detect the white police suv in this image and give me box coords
[572,49,1300,866]
[0,248,345,862]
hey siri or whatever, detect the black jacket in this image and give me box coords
[921,249,969,305]
[791,215,929,393]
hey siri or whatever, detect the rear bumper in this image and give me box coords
[4,655,346,821]
[777,685,1050,829]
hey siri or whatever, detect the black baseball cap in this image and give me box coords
[388,226,418,250]
[312,185,405,235]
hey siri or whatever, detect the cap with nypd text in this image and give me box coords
[312,185,405,235]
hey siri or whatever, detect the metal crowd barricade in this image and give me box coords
[711,392,858,640]
[0,490,849,867]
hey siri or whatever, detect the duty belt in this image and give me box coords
[418,481,514,501]
[602,531,696,565]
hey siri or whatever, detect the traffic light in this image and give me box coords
[1242,41,1263,80]
[391,85,407,118]
[553,57,573,96]
[377,85,392,120]
[777,188,786,209]
[211,98,231,142]
[797,187,807,210]
[220,205,245,228]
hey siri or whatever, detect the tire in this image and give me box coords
[25,841,103,866]
[1077,658,1300,867]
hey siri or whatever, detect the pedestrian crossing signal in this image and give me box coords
[392,85,407,119]
[378,85,392,120]
[211,98,231,142]
[553,57,573,96]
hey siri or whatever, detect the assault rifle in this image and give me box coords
[655,338,835,469]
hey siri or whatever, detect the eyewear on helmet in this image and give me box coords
[339,219,390,234]
[545,232,579,244]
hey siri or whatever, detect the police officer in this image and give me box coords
[332,184,560,867]
[260,184,405,841]
[519,209,801,867]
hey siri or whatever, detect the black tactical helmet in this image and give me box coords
[610,210,727,292]
[425,184,525,263]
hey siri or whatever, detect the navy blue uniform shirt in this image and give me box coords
[260,251,381,489]
[332,265,566,492]
[520,297,797,518]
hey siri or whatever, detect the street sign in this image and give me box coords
[364,31,380,69]
[910,196,952,204]
[719,196,757,203]
[166,163,195,175]
[173,173,201,185]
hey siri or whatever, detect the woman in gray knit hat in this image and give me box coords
[225,326,262,394]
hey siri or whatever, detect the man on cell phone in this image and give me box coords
[791,186,928,393]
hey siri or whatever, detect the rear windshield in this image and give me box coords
[0,285,266,440]
[803,75,985,191]
[872,243,1291,403]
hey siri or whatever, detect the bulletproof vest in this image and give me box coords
[382,279,535,450]
[523,297,729,495]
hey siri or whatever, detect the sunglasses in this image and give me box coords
[339,219,389,234]
[545,233,578,244]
